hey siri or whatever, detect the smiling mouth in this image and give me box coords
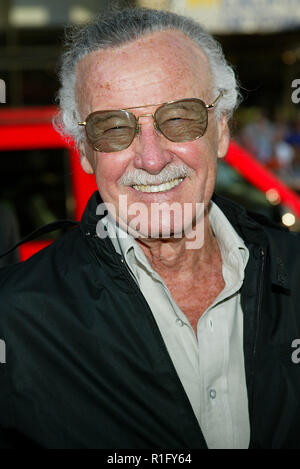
[132,177,184,193]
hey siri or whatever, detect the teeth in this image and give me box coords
[132,178,184,193]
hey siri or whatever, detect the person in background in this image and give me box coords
[240,109,274,164]
[286,114,300,175]
[271,128,295,176]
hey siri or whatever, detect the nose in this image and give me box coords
[133,118,174,175]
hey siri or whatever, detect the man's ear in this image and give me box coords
[78,141,94,174]
[217,115,230,159]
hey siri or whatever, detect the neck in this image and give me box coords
[136,210,219,278]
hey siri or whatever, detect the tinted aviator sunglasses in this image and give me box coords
[78,91,223,153]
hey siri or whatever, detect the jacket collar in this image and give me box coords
[80,191,290,291]
[212,193,290,291]
[80,190,104,232]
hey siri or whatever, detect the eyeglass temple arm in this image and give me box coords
[206,90,224,109]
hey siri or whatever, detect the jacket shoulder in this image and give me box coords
[247,209,300,251]
[0,227,87,307]
[213,192,300,268]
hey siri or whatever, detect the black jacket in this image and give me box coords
[0,203,20,268]
[0,192,299,449]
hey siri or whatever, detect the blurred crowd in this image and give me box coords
[236,111,300,187]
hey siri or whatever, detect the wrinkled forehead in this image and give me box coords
[75,30,214,115]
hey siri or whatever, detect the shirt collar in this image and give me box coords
[99,200,249,277]
[208,200,249,271]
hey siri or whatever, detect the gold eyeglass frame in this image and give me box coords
[77,91,224,151]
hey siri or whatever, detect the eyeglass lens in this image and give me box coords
[84,99,208,152]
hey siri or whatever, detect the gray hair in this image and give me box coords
[54,7,241,146]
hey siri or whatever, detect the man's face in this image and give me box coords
[76,30,229,239]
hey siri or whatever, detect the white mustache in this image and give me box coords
[119,164,193,186]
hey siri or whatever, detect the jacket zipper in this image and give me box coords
[254,247,265,357]
[119,255,141,289]
[250,246,265,443]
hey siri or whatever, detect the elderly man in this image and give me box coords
[0,8,300,450]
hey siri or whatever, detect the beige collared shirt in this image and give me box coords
[99,201,250,449]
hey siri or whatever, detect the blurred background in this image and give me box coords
[1,0,300,263]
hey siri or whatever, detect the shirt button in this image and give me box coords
[209,389,217,399]
[176,318,184,327]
